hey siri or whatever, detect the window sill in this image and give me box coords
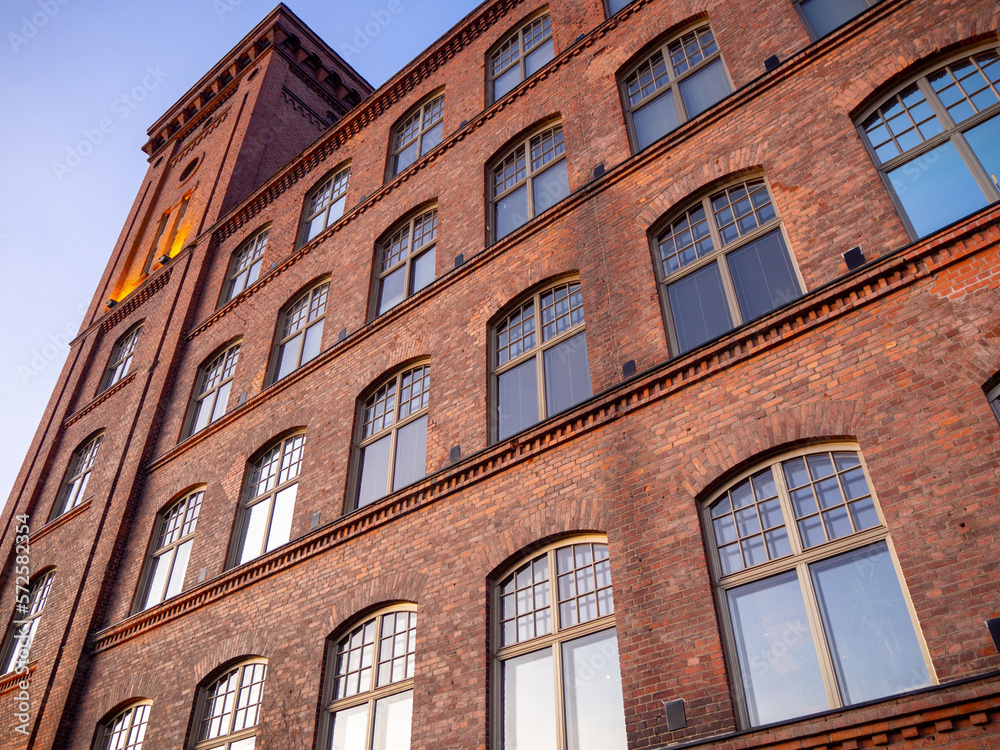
[30,499,92,544]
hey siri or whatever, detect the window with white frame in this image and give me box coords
[491,123,569,241]
[194,660,267,750]
[139,489,203,610]
[223,229,268,304]
[99,702,151,750]
[373,208,437,317]
[622,24,732,151]
[101,323,143,392]
[390,94,444,177]
[703,446,934,727]
[52,432,103,518]
[326,606,417,750]
[490,11,554,103]
[301,167,351,244]
[858,47,1000,239]
[494,538,627,750]
[652,177,802,355]
[1,570,55,674]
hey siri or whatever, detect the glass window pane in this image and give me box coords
[192,397,213,435]
[503,649,557,750]
[607,0,634,13]
[239,501,270,564]
[543,332,592,418]
[726,230,800,322]
[275,334,302,381]
[421,122,443,155]
[532,160,570,216]
[392,415,428,492]
[372,689,413,750]
[964,113,1000,190]
[142,552,172,609]
[379,267,407,315]
[331,703,369,750]
[302,322,324,365]
[811,542,931,705]
[666,262,734,353]
[395,141,418,174]
[632,90,680,150]
[210,382,231,424]
[164,540,192,599]
[800,0,874,38]
[358,435,392,508]
[562,629,628,750]
[266,485,297,552]
[411,248,436,295]
[497,184,530,240]
[494,66,522,100]
[498,359,539,440]
[888,141,989,238]
[525,38,554,76]
[727,571,829,726]
[678,58,731,119]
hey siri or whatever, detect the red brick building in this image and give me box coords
[2,0,1000,748]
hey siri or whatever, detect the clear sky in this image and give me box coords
[0,0,477,504]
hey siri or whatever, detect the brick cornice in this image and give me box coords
[95,207,1000,652]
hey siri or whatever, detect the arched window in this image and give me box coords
[301,166,351,244]
[231,433,305,567]
[1,570,55,674]
[222,228,268,304]
[272,281,329,383]
[98,702,152,750]
[389,93,445,177]
[373,208,437,317]
[621,24,732,151]
[138,489,204,611]
[186,342,241,437]
[354,364,430,510]
[193,660,267,750]
[491,122,569,241]
[858,46,1000,239]
[493,538,627,750]
[652,176,802,355]
[325,605,417,750]
[702,445,934,727]
[52,432,103,519]
[101,323,143,392]
[489,11,554,103]
[493,280,591,442]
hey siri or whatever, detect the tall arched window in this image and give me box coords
[301,166,351,244]
[193,660,267,750]
[652,176,802,355]
[492,280,591,442]
[489,10,554,103]
[702,445,934,727]
[373,208,437,317]
[389,94,445,177]
[272,281,329,383]
[493,538,627,750]
[857,46,1000,239]
[354,364,430,510]
[222,228,268,304]
[1,570,55,674]
[491,122,569,241]
[51,431,104,519]
[231,433,305,567]
[101,322,143,392]
[138,489,204,611]
[98,702,152,750]
[186,342,241,437]
[325,605,417,750]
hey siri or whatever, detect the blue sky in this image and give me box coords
[0,0,477,504]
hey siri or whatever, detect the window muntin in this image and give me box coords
[654,178,801,355]
[100,703,151,750]
[1,571,54,674]
[492,124,569,241]
[140,490,203,610]
[494,540,627,750]
[859,48,1000,239]
[391,95,445,176]
[196,661,267,750]
[102,324,143,392]
[188,343,241,436]
[273,283,329,382]
[327,606,417,750]
[494,281,591,441]
[356,365,430,509]
[704,447,934,728]
[302,167,351,244]
[796,0,883,40]
[234,434,305,566]
[375,209,438,317]
[623,25,732,151]
[491,13,554,102]
[224,230,268,303]
[53,433,103,517]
